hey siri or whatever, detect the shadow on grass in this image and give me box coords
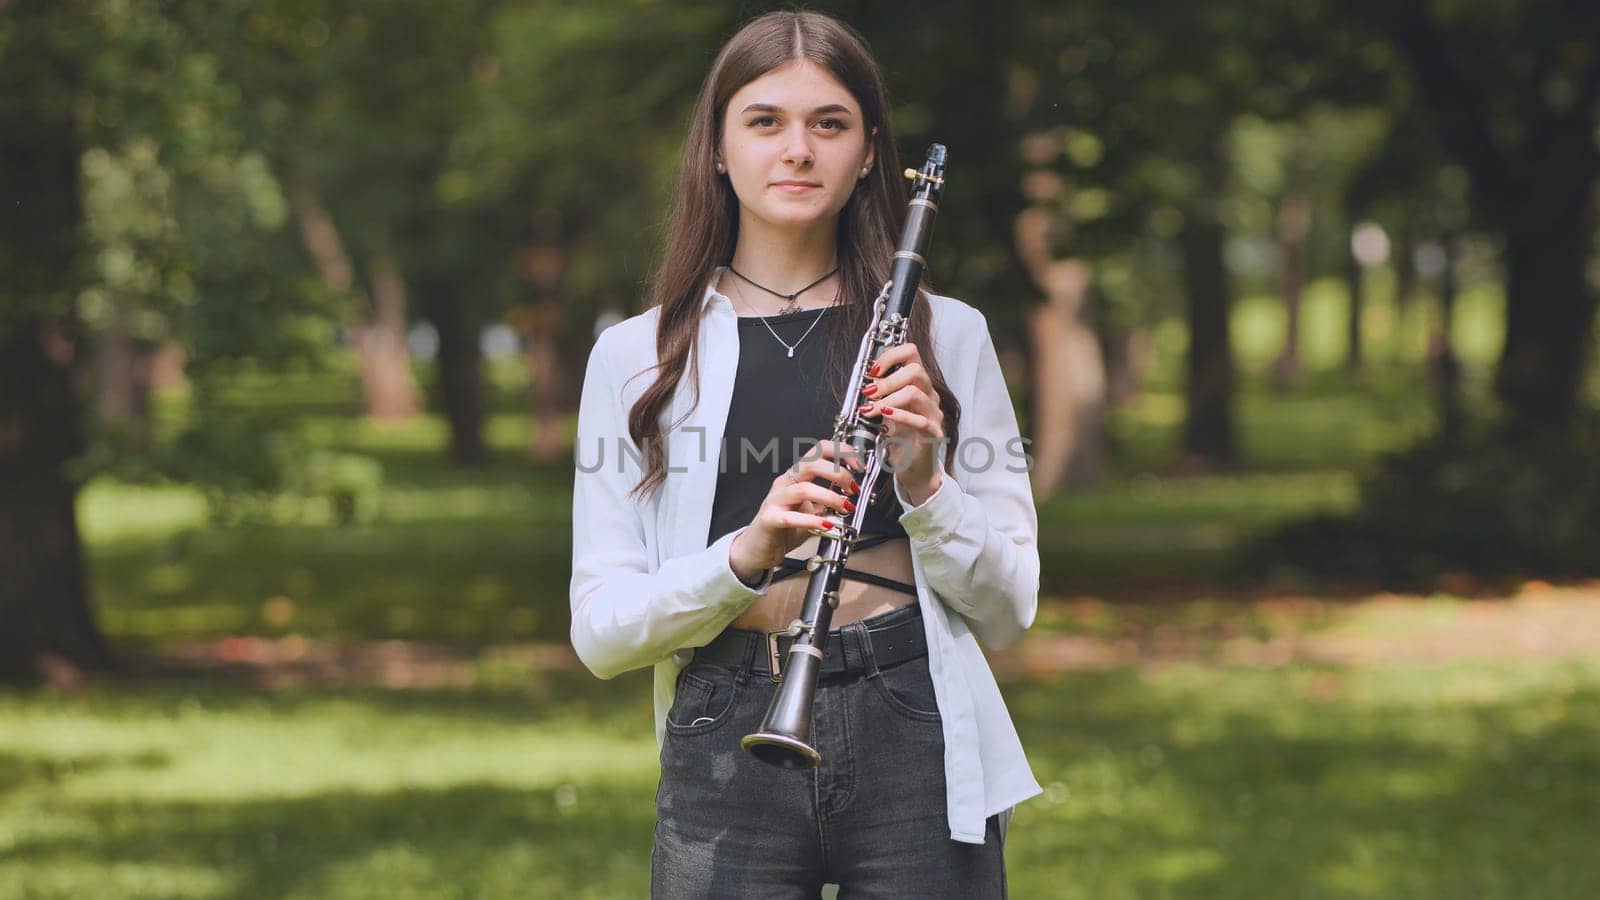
[1002,666,1600,899]
[3,661,661,898]
[70,664,657,737]
[0,750,173,799]
[9,781,657,899]
[6,661,1600,898]
[88,447,578,646]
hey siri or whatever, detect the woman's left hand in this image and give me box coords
[858,341,945,506]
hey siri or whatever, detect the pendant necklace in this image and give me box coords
[730,278,835,359]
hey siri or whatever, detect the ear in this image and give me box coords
[863,127,878,171]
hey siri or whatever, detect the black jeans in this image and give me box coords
[651,605,1007,898]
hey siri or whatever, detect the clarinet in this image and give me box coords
[741,144,948,770]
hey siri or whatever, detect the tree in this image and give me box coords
[1013,1,1388,468]
[1354,0,1600,430]
[1,0,342,683]
[2,2,117,682]
[201,1,518,461]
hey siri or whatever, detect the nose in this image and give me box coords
[780,124,814,167]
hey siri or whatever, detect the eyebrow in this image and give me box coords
[741,103,855,117]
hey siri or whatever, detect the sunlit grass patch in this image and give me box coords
[5,655,1598,898]
[1004,656,1600,899]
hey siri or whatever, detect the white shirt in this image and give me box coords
[569,271,1043,844]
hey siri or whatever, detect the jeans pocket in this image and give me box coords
[664,664,743,735]
[870,656,942,723]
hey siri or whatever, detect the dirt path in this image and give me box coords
[987,579,1600,679]
[131,580,1600,689]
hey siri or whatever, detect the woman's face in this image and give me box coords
[718,59,876,236]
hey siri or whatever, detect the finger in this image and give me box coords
[869,384,941,421]
[795,439,842,468]
[862,361,927,401]
[788,481,859,513]
[867,343,907,377]
[804,440,866,475]
[764,508,837,533]
[796,467,861,500]
[863,395,943,436]
[876,404,940,438]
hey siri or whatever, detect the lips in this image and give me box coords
[772,181,822,193]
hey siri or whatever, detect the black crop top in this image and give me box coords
[706,304,915,596]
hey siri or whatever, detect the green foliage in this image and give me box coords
[1246,418,1600,582]
[162,422,387,528]
[285,450,386,526]
[166,414,305,526]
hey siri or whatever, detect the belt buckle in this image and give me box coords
[765,631,785,683]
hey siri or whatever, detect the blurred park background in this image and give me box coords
[4,0,1600,897]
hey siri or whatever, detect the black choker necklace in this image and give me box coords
[727,264,839,315]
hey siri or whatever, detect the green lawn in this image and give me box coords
[6,653,1598,898]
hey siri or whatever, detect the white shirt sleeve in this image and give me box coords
[568,331,769,680]
[893,312,1040,650]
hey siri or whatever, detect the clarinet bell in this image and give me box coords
[741,644,824,770]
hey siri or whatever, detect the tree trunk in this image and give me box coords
[1179,217,1236,466]
[290,184,419,420]
[94,312,152,423]
[0,48,113,685]
[1427,233,1463,441]
[1104,327,1153,407]
[1393,225,1417,315]
[0,320,114,685]
[1271,193,1310,387]
[1012,203,1107,495]
[420,281,487,465]
[352,251,420,420]
[1495,200,1598,431]
[516,242,569,461]
[1025,262,1107,494]
[524,299,565,461]
[1344,249,1365,373]
[148,342,187,391]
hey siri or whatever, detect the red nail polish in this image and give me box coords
[843,499,856,513]
[862,384,878,397]
[868,363,881,377]
[882,406,896,416]
[859,404,873,415]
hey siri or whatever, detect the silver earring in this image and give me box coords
[716,163,726,174]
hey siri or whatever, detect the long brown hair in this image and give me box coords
[625,10,961,504]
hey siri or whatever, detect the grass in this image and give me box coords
[5,653,1599,898]
[1006,655,1600,899]
[0,670,660,899]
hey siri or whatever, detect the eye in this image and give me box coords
[816,118,847,132]
[749,115,779,128]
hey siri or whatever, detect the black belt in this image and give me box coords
[693,606,927,683]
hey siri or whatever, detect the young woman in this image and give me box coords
[570,11,1041,897]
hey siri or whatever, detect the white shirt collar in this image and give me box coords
[700,266,731,313]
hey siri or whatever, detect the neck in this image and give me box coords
[723,217,839,311]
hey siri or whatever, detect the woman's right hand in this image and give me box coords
[729,439,863,580]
